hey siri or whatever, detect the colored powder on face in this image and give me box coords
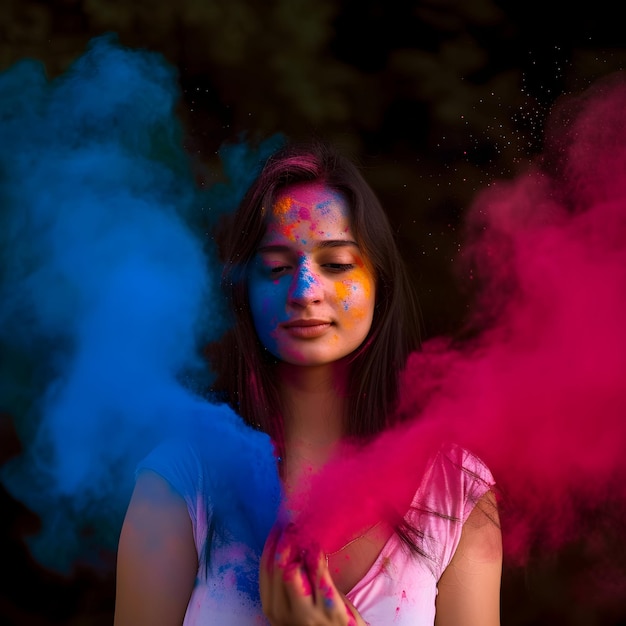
[298,206,312,222]
[291,259,319,299]
[333,266,374,319]
[315,199,333,215]
[273,194,293,219]
[334,281,352,303]
[288,74,626,581]
[334,280,366,316]
[354,265,374,299]
[270,195,299,241]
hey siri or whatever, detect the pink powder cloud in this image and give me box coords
[289,73,626,568]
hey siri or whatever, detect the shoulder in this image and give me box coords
[409,445,501,625]
[138,433,206,511]
[137,404,283,551]
[434,488,502,626]
[407,443,497,578]
[115,470,198,626]
[414,443,495,519]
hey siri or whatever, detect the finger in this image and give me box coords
[278,555,320,624]
[262,548,315,624]
[281,547,315,603]
[260,525,280,605]
[342,594,368,626]
[267,525,314,622]
[260,525,292,621]
[310,550,346,617]
[260,525,280,574]
[308,549,367,625]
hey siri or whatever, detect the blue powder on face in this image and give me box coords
[315,199,333,215]
[291,260,319,299]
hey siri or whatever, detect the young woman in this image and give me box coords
[114,141,502,625]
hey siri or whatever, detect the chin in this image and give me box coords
[277,349,356,368]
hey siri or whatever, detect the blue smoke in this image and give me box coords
[0,34,281,571]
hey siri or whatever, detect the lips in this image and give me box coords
[283,318,331,328]
[281,318,333,338]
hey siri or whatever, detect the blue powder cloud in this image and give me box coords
[0,34,281,571]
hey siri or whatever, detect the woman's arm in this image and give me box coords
[435,490,503,626]
[114,470,198,626]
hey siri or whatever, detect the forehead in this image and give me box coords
[266,182,351,234]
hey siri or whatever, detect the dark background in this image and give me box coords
[1,0,625,624]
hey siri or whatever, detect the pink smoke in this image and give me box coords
[289,73,626,567]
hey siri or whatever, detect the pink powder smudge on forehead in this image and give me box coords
[288,73,626,568]
[294,204,318,236]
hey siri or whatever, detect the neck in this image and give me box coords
[277,359,351,485]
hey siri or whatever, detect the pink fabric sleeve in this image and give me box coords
[410,443,496,580]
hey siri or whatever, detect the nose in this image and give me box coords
[288,260,323,306]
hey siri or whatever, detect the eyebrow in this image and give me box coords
[257,240,360,253]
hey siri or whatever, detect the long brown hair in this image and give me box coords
[211,140,421,455]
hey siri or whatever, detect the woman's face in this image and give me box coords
[248,181,376,367]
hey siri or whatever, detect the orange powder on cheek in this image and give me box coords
[353,265,373,300]
[334,281,352,302]
[334,267,374,325]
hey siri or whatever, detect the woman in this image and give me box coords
[114,141,502,625]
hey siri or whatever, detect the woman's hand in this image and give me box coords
[260,524,367,626]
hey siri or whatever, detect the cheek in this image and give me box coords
[333,269,375,326]
[248,280,288,346]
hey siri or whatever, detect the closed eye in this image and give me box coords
[323,263,355,272]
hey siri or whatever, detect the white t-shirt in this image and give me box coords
[346,445,494,624]
[139,433,494,626]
